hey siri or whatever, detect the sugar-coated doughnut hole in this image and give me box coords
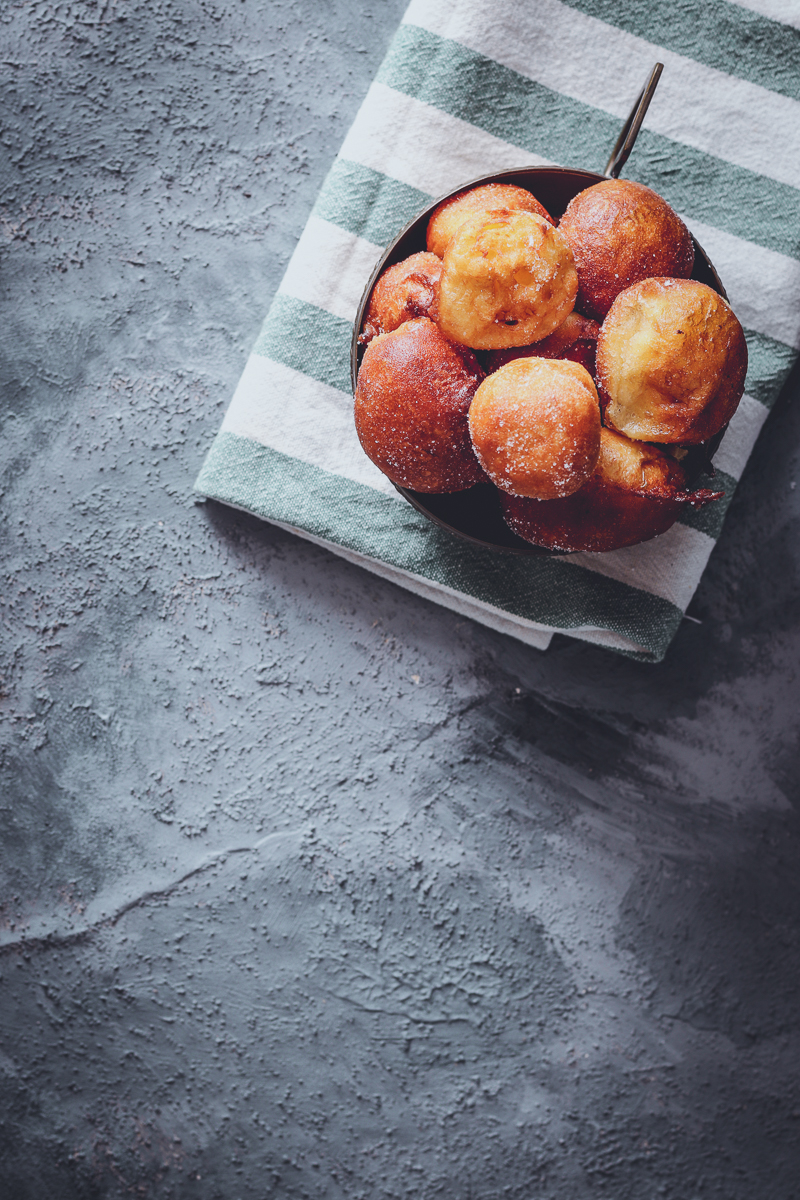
[354,317,486,493]
[501,427,723,552]
[483,312,600,376]
[359,252,443,346]
[468,357,600,500]
[558,179,694,320]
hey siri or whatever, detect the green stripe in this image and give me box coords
[250,300,783,535]
[314,159,433,248]
[310,162,799,394]
[251,293,787,544]
[743,327,797,409]
[379,25,800,260]
[253,294,352,394]
[558,0,800,105]
[196,432,683,661]
[676,469,736,539]
[255,297,794,436]
[253,294,795,419]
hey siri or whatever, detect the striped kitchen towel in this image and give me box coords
[195,0,800,661]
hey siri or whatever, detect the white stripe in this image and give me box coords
[340,81,549,199]
[221,355,396,497]
[341,81,800,352]
[711,392,769,479]
[251,516,648,652]
[221,355,686,648]
[683,217,800,350]
[727,0,800,30]
[274,527,555,650]
[403,0,800,192]
[273,230,779,486]
[566,522,715,611]
[279,216,383,324]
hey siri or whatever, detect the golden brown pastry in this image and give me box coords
[483,312,600,376]
[354,317,486,493]
[437,210,578,350]
[468,357,601,500]
[501,427,723,552]
[596,277,748,445]
[426,183,553,258]
[359,252,443,345]
[558,179,694,320]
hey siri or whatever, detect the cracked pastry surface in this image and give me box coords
[437,210,578,350]
[426,182,553,258]
[359,252,442,345]
[596,277,748,445]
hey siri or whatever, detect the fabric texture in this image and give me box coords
[195,0,800,660]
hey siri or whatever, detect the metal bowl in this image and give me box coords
[350,165,728,556]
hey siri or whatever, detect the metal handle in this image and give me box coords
[604,63,663,179]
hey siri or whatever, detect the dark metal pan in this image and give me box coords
[350,67,728,556]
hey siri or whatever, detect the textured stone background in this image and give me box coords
[2,2,800,1197]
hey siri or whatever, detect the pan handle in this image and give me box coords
[604,63,663,179]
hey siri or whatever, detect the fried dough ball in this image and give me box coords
[359,252,443,346]
[437,210,578,350]
[354,317,486,493]
[501,427,723,552]
[596,277,748,445]
[468,357,600,500]
[426,183,553,257]
[558,179,694,320]
[483,312,600,376]
[597,426,688,493]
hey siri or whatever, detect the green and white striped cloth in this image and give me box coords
[196,0,799,660]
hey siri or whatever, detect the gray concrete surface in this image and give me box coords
[2,2,800,1197]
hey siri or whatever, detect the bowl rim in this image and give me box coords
[350,165,728,556]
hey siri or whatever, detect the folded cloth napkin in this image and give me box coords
[196,0,800,660]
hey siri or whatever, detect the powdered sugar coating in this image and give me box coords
[468,357,600,500]
[354,317,486,493]
[558,179,694,320]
